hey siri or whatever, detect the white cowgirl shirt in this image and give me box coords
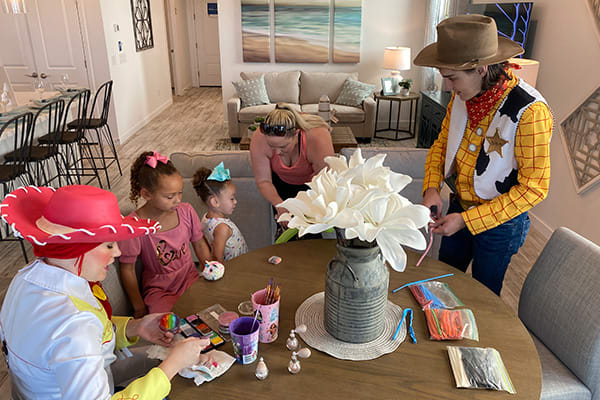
[0,259,170,399]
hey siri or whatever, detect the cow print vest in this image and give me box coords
[444,79,549,201]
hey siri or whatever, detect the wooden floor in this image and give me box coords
[0,87,547,395]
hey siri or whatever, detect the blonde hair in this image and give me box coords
[264,103,330,137]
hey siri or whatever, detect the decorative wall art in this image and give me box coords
[468,2,534,58]
[275,0,330,63]
[560,87,600,194]
[241,0,270,62]
[333,0,361,63]
[586,0,600,40]
[130,0,154,52]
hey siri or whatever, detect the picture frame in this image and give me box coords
[381,77,395,96]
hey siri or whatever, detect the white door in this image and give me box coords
[192,0,221,86]
[0,0,90,92]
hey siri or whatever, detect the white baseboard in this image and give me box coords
[528,211,553,240]
[118,97,174,143]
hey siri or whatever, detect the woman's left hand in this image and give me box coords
[126,313,176,347]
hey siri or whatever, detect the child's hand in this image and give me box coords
[133,305,148,319]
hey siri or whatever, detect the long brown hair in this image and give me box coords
[466,61,510,92]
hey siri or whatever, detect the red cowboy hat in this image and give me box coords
[0,185,161,245]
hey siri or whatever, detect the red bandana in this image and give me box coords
[466,75,510,128]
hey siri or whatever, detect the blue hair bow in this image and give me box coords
[207,162,230,182]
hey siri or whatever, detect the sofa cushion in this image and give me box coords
[300,71,359,105]
[532,334,592,400]
[169,152,274,252]
[301,103,365,123]
[238,103,301,123]
[232,75,270,107]
[335,78,376,107]
[241,71,300,104]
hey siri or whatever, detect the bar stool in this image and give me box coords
[37,90,103,188]
[5,99,72,186]
[67,80,122,189]
[0,112,35,262]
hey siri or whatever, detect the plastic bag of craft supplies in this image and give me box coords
[409,281,464,309]
[424,308,479,341]
[447,346,516,394]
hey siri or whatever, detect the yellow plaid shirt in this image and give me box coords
[423,73,553,235]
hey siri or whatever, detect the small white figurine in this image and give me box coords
[202,260,224,281]
[286,324,307,351]
[288,347,311,375]
[255,357,268,380]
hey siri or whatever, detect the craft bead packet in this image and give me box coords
[447,346,515,394]
[409,281,464,310]
[424,308,479,341]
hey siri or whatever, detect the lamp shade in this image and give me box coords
[383,47,411,71]
[1,0,26,14]
[508,57,540,88]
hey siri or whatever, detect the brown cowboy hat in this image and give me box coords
[414,14,524,70]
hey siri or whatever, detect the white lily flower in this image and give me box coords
[277,148,430,271]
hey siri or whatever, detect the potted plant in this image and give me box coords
[247,116,265,138]
[398,79,412,96]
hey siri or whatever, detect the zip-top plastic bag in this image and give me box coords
[409,281,464,310]
[447,346,516,394]
[424,308,479,341]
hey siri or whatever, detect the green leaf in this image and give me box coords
[275,228,299,244]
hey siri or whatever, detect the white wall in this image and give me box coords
[527,0,600,244]
[217,0,426,123]
[99,0,173,143]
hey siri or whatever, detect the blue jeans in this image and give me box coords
[438,197,530,296]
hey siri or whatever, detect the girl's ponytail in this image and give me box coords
[193,167,229,203]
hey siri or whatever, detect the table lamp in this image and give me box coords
[383,47,411,94]
[508,57,540,88]
[1,0,26,14]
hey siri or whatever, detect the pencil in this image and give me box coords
[272,285,280,304]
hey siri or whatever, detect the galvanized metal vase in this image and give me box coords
[324,229,389,343]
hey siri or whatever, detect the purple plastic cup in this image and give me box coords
[229,316,260,364]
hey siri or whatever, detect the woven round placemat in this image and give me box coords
[295,292,406,361]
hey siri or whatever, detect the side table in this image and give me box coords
[373,92,419,140]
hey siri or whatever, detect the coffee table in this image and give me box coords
[330,126,357,153]
[171,240,541,399]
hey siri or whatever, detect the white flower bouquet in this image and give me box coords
[277,149,432,272]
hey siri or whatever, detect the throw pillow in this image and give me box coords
[232,75,270,107]
[335,78,376,107]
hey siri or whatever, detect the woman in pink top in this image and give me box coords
[250,103,334,231]
[119,151,212,317]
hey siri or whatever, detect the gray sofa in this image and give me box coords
[103,151,276,316]
[227,71,376,141]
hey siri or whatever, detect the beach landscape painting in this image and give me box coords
[275,0,330,63]
[242,0,270,62]
[333,0,361,63]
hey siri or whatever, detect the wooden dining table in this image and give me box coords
[171,239,541,399]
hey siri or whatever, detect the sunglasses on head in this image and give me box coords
[260,122,295,136]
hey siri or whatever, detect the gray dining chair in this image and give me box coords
[519,227,600,400]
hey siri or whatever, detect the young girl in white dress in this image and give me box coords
[193,162,248,263]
